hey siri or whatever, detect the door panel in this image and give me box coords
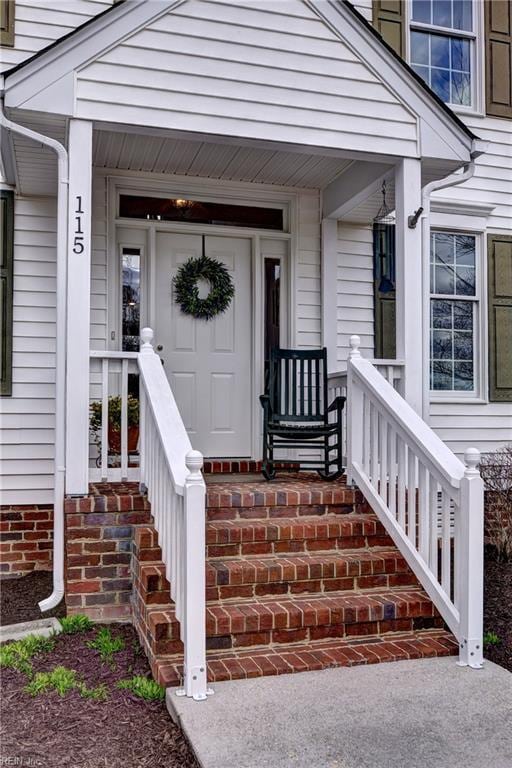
[154,231,252,456]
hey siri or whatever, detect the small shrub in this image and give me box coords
[117,675,165,702]
[0,634,55,676]
[480,445,512,561]
[483,631,501,648]
[77,681,109,701]
[60,615,94,635]
[25,667,77,697]
[86,627,125,667]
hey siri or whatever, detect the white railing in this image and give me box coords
[138,328,210,701]
[89,351,140,483]
[346,335,484,668]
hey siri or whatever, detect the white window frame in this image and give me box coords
[405,0,485,116]
[429,225,486,403]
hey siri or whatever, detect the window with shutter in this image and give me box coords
[0,190,14,397]
[488,234,512,402]
[373,0,405,57]
[0,0,14,47]
[485,0,512,118]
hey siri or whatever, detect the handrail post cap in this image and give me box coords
[349,335,361,358]
[186,449,204,474]
[140,327,154,346]
[464,447,481,475]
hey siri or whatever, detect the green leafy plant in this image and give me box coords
[483,631,501,647]
[77,681,109,701]
[60,614,94,635]
[90,395,139,435]
[86,627,125,667]
[25,666,77,697]
[117,675,165,702]
[0,634,55,675]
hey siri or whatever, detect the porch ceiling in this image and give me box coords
[92,129,353,189]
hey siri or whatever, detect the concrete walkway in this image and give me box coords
[168,658,512,768]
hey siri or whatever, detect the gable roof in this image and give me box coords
[2,0,478,164]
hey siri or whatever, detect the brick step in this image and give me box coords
[134,551,418,604]
[207,514,394,557]
[146,589,441,655]
[152,629,458,687]
[205,475,368,521]
[206,551,419,600]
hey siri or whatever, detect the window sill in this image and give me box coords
[449,106,485,119]
[430,395,487,405]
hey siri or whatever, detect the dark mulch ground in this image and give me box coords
[1,571,66,626]
[483,547,512,673]
[1,624,199,768]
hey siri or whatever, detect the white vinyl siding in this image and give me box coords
[75,0,418,158]
[0,0,112,73]
[336,223,375,368]
[0,197,56,504]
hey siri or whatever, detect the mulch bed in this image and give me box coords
[1,571,66,626]
[483,547,512,673]
[1,624,199,768]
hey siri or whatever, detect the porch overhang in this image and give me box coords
[2,0,478,171]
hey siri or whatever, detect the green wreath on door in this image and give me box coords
[173,254,235,321]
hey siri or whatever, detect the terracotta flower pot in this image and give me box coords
[108,424,139,454]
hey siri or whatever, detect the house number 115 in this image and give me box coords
[73,195,85,254]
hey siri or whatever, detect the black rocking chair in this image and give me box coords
[260,348,345,481]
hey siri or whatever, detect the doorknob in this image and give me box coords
[156,345,163,351]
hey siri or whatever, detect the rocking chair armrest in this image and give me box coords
[327,395,346,414]
[259,394,273,416]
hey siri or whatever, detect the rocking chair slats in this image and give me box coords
[260,347,345,481]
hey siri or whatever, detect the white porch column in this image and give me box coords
[321,218,338,368]
[394,157,423,415]
[65,119,93,495]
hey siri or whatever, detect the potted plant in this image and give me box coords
[90,395,140,454]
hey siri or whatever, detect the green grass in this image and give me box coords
[117,675,165,702]
[86,627,125,667]
[483,631,501,647]
[0,634,55,675]
[59,615,94,635]
[25,666,109,701]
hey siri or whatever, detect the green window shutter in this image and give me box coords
[485,0,512,118]
[374,290,396,359]
[372,0,405,58]
[1,190,14,397]
[488,234,512,402]
[0,0,15,47]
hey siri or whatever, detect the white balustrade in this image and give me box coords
[346,334,484,668]
[89,351,140,483]
[137,328,210,701]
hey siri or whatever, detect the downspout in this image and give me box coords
[420,141,487,422]
[0,97,69,612]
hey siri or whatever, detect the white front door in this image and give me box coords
[154,231,252,457]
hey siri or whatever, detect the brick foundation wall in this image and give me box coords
[64,484,151,621]
[0,505,53,576]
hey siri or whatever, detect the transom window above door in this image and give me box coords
[119,195,284,231]
[410,0,475,107]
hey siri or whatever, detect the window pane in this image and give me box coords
[454,361,473,390]
[454,331,472,359]
[431,67,451,101]
[413,64,430,86]
[432,329,452,358]
[431,34,450,67]
[432,361,453,390]
[433,232,454,264]
[451,38,470,71]
[453,301,473,330]
[411,31,430,65]
[451,70,471,105]
[455,266,475,295]
[412,0,432,23]
[122,250,141,352]
[432,299,452,328]
[435,264,455,294]
[433,0,452,27]
[455,235,475,265]
[453,0,472,31]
